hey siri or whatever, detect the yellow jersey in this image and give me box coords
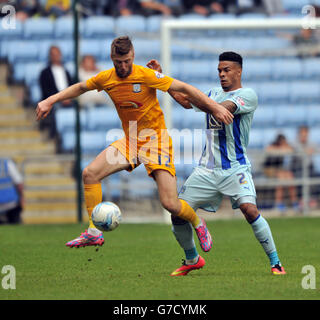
[86,64,174,138]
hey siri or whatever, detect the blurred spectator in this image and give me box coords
[109,0,142,16]
[219,0,267,15]
[138,0,173,16]
[290,126,319,209]
[14,0,41,21]
[262,0,284,16]
[182,0,224,16]
[79,0,112,16]
[44,0,71,18]
[39,45,73,138]
[264,134,299,213]
[78,55,113,108]
[0,157,24,225]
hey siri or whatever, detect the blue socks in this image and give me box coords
[250,214,280,266]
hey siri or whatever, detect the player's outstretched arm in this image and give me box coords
[169,79,233,125]
[36,81,90,120]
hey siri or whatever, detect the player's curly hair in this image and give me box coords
[111,36,133,56]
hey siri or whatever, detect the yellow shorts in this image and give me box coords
[111,130,176,177]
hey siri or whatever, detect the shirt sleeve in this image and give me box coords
[142,67,174,92]
[190,89,212,113]
[86,70,110,92]
[226,88,258,115]
[7,160,23,184]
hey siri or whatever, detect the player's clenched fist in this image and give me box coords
[36,100,53,121]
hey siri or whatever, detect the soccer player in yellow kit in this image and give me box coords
[36,36,233,256]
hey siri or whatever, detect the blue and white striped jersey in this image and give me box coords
[195,87,258,170]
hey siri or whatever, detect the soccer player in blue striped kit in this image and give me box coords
[147,52,286,276]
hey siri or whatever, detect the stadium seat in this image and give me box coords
[133,38,160,60]
[12,63,26,83]
[306,105,320,126]
[23,18,54,39]
[7,41,39,64]
[0,19,23,39]
[257,82,289,104]
[83,16,115,38]
[254,37,292,52]
[146,15,162,33]
[302,58,320,79]
[55,108,87,134]
[54,16,85,39]
[24,62,46,86]
[29,84,41,104]
[178,60,214,82]
[61,130,107,153]
[275,107,307,127]
[290,81,320,103]
[272,58,303,80]
[86,107,121,131]
[248,129,264,149]
[38,40,74,62]
[252,106,275,128]
[243,59,272,81]
[79,39,103,60]
[115,15,146,35]
[282,0,310,14]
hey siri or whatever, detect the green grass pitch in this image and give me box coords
[0,217,319,300]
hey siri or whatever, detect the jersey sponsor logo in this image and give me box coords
[154,71,165,79]
[132,83,141,93]
[208,114,223,130]
[118,101,143,109]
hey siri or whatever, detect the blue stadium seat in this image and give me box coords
[55,108,87,134]
[23,18,54,39]
[83,16,115,38]
[0,19,23,39]
[12,63,26,83]
[248,129,264,149]
[115,15,146,35]
[178,60,214,82]
[290,81,320,103]
[146,15,162,33]
[7,41,39,64]
[272,59,303,80]
[313,154,320,175]
[61,131,107,153]
[282,0,310,14]
[257,82,289,104]
[54,16,85,39]
[29,84,41,104]
[38,40,74,62]
[80,39,103,60]
[243,59,272,81]
[133,38,160,60]
[306,105,320,126]
[302,58,320,79]
[254,37,292,51]
[252,106,275,128]
[224,37,255,51]
[24,62,46,86]
[86,107,121,131]
[275,107,307,127]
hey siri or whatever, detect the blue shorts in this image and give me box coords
[178,165,256,212]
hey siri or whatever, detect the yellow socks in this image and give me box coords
[177,199,201,228]
[84,183,102,229]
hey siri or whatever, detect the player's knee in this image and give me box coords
[161,197,180,215]
[240,203,259,223]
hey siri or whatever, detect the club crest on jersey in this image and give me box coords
[154,71,165,79]
[132,83,141,93]
[236,96,245,106]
